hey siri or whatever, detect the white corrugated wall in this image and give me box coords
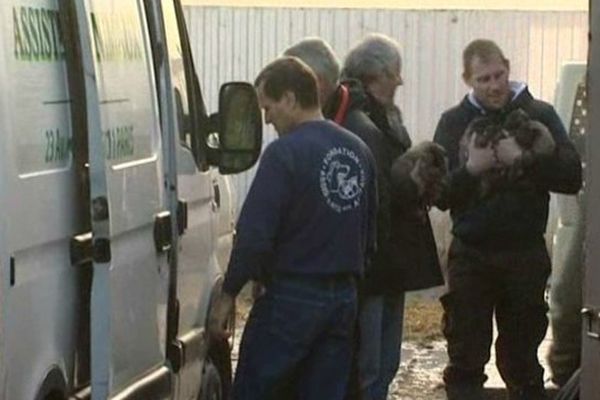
[183,6,588,214]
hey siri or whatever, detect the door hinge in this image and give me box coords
[93,238,112,263]
[92,196,109,221]
[582,307,600,340]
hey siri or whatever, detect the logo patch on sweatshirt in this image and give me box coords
[320,147,365,213]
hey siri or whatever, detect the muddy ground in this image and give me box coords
[232,288,559,400]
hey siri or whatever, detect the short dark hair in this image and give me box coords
[254,56,319,108]
[463,39,509,78]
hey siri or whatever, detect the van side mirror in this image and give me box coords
[210,82,262,174]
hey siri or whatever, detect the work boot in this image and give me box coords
[506,384,548,400]
[445,384,485,400]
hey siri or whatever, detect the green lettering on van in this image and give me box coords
[13,7,65,62]
[91,12,143,63]
[103,125,135,160]
[45,128,72,163]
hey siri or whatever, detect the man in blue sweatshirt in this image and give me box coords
[434,39,582,400]
[208,56,377,400]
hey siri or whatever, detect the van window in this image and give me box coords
[162,0,209,171]
[89,0,159,167]
[10,5,73,176]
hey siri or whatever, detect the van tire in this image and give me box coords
[35,368,66,400]
[44,393,65,400]
[198,357,222,400]
[209,337,232,400]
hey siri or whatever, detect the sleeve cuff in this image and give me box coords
[451,165,480,188]
[222,274,246,297]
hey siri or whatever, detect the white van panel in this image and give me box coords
[160,0,220,348]
[4,2,79,252]
[85,0,169,394]
[553,63,586,227]
[0,1,84,399]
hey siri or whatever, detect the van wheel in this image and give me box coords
[44,393,65,400]
[209,337,232,399]
[35,368,67,400]
[198,358,222,400]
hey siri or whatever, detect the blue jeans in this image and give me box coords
[232,275,357,400]
[358,293,406,400]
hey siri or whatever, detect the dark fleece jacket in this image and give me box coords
[325,80,443,294]
[433,86,582,249]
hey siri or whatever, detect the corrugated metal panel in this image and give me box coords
[183,7,588,213]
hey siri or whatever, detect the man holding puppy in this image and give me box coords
[433,39,582,400]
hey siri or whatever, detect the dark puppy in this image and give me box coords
[458,111,556,196]
[459,116,507,164]
[459,116,507,197]
[503,109,556,179]
[391,141,448,209]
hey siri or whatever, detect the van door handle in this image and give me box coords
[213,181,221,210]
[177,199,188,235]
[154,211,172,252]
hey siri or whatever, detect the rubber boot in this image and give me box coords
[506,384,548,400]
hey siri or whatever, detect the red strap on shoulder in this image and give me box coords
[333,84,350,125]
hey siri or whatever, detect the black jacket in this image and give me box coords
[433,86,582,249]
[325,81,443,294]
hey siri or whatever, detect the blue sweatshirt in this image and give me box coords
[223,119,377,296]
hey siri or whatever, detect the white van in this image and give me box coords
[547,62,586,386]
[0,1,262,399]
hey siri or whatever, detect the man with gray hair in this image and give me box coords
[341,33,444,400]
[284,37,388,399]
[283,37,340,107]
[284,35,444,400]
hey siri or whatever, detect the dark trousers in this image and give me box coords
[232,275,357,400]
[441,238,551,393]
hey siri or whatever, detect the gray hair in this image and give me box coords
[343,33,402,84]
[283,37,340,88]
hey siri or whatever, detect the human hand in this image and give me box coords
[208,290,235,340]
[465,135,498,176]
[528,120,556,155]
[495,136,523,166]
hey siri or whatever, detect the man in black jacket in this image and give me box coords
[433,39,582,400]
[342,34,444,400]
[285,37,444,400]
